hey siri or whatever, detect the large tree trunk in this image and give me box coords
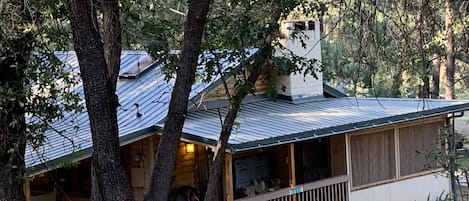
[430,53,441,99]
[144,0,211,201]
[68,1,134,201]
[445,0,455,100]
[0,51,27,201]
[102,0,122,93]
[0,1,30,200]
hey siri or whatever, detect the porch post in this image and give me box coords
[288,143,296,187]
[223,153,234,201]
[23,179,30,201]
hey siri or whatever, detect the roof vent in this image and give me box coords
[118,51,154,79]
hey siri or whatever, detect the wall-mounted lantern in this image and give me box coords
[185,143,195,153]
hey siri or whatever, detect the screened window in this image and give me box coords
[350,129,395,187]
[399,122,443,176]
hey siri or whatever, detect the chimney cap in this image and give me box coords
[282,19,316,31]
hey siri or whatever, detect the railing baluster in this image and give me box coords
[338,183,342,201]
[327,185,331,201]
[331,184,335,201]
[318,187,324,201]
[345,181,349,201]
[322,186,326,201]
[312,188,316,201]
[342,182,346,201]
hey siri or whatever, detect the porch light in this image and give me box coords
[185,143,195,153]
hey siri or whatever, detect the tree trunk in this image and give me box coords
[445,0,455,100]
[144,0,211,201]
[430,53,441,99]
[449,127,459,201]
[68,1,134,201]
[0,1,30,200]
[203,64,263,201]
[418,0,430,99]
[0,52,27,201]
[203,5,283,201]
[102,0,122,93]
[390,66,403,98]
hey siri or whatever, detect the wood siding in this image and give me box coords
[126,135,159,201]
[172,142,196,188]
[204,72,270,101]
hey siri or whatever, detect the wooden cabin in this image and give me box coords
[26,19,469,201]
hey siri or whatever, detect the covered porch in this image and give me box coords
[226,135,349,201]
[181,97,469,201]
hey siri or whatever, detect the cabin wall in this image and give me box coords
[204,72,270,101]
[124,135,202,201]
[31,134,207,201]
[171,142,196,188]
[345,116,449,201]
[349,174,449,201]
[125,135,158,201]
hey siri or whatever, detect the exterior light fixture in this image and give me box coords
[185,143,195,153]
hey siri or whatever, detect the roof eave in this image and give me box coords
[228,102,469,153]
[28,126,158,176]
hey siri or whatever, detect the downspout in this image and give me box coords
[447,111,464,201]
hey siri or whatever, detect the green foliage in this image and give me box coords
[0,0,81,162]
[122,0,325,89]
[320,0,469,98]
[420,125,469,201]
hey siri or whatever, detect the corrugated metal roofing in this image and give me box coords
[25,49,258,172]
[26,50,469,173]
[180,97,469,152]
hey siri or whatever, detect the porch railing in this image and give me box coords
[235,175,349,201]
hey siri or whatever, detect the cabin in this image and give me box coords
[27,19,469,201]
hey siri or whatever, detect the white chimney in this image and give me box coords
[275,19,323,100]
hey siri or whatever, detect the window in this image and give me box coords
[399,122,442,176]
[350,129,395,187]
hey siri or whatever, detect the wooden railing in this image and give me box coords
[235,175,349,201]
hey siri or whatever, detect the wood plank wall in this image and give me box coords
[126,135,199,200]
[126,135,159,201]
[204,72,270,101]
[172,142,196,188]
